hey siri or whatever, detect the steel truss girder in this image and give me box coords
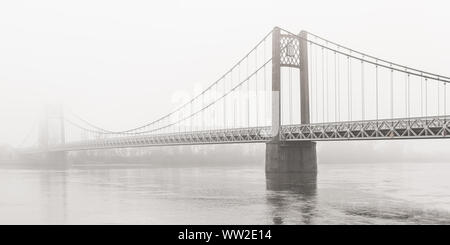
[50,127,273,152]
[25,116,450,153]
[281,116,450,141]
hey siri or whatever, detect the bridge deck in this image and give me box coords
[28,116,450,152]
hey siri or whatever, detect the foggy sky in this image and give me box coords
[1,0,449,147]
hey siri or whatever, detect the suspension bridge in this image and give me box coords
[19,27,450,173]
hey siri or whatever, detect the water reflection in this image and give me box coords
[266,173,317,224]
[266,173,317,194]
[40,171,68,224]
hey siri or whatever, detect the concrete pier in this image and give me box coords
[265,142,317,174]
[46,152,67,166]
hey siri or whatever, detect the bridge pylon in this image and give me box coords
[38,103,67,166]
[265,27,317,174]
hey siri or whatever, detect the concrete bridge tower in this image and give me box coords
[265,27,317,174]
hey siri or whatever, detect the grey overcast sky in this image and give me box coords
[0,0,449,146]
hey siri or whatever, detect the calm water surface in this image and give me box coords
[1,162,450,224]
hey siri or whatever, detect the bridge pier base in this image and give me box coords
[45,152,68,168]
[265,141,317,174]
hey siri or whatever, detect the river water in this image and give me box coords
[1,162,450,224]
